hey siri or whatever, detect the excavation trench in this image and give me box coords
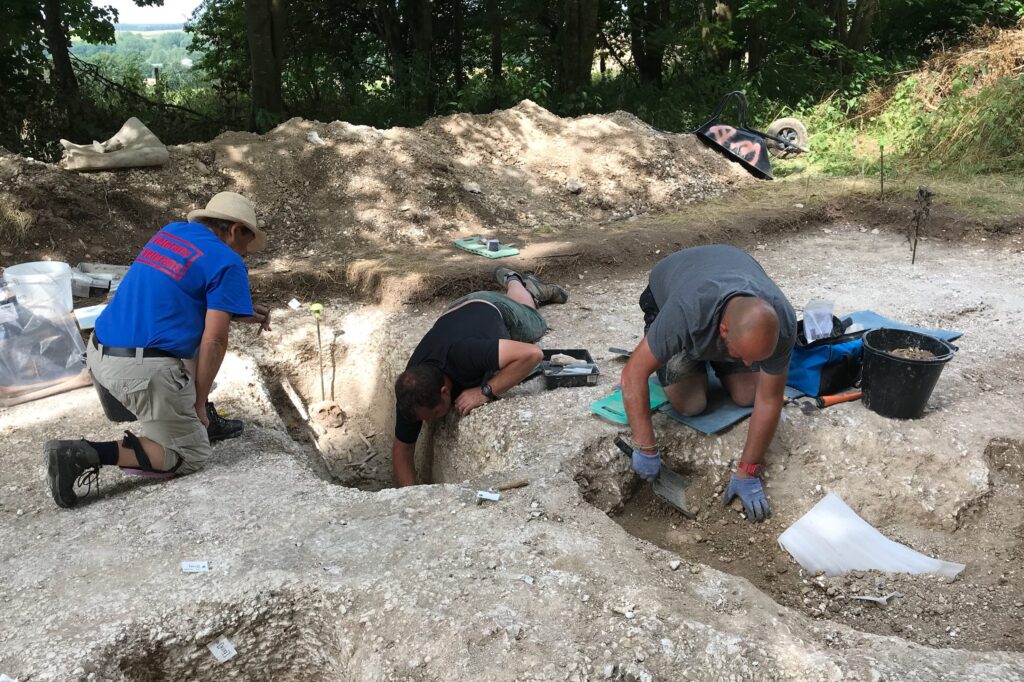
[252,301,529,491]
[246,223,1024,654]
[607,437,1024,652]
[89,589,357,681]
[257,301,1024,654]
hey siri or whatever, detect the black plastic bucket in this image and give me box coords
[862,328,956,419]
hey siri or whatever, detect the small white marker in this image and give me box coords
[207,635,237,663]
[288,298,301,310]
[1,673,19,682]
[476,490,501,502]
[181,560,210,573]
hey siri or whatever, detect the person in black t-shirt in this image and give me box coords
[391,267,569,486]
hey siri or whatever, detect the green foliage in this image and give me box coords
[3,0,1023,177]
[773,49,1024,180]
[906,76,1024,173]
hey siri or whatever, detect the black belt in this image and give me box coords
[91,336,179,359]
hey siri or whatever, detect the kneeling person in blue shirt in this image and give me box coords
[45,192,271,508]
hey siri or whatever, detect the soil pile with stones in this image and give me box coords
[0,100,747,269]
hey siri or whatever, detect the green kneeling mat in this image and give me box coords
[453,236,520,259]
[590,381,668,425]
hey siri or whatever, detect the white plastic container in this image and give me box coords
[3,261,73,313]
[74,303,108,330]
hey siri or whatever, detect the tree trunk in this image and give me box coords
[558,0,599,95]
[409,0,434,110]
[628,0,669,86]
[40,0,80,121]
[373,1,408,88]
[487,0,502,82]
[410,0,433,68]
[846,0,878,51]
[699,0,737,70]
[453,0,464,91]
[271,0,287,77]
[746,21,767,76]
[245,0,285,123]
[830,0,848,43]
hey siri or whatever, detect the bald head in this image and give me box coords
[720,296,779,366]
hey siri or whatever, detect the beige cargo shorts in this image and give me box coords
[86,339,211,474]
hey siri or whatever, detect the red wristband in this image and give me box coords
[737,461,762,477]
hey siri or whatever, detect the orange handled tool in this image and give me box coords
[815,390,862,409]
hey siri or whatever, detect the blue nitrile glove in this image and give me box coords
[722,474,772,522]
[631,449,661,482]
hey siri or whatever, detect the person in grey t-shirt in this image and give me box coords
[620,245,796,522]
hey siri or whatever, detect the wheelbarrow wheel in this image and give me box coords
[766,117,808,159]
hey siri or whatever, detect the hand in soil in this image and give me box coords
[237,303,272,334]
[722,473,771,522]
[631,448,661,481]
[454,388,489,416]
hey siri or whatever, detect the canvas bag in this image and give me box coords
[787,316,864,397]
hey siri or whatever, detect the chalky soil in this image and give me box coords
[2,224,1023,678]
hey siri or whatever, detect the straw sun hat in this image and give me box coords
[187,192,267,252]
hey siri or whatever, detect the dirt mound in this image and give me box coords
[0,101,746,268]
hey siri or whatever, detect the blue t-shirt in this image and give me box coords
[95,221,254,358]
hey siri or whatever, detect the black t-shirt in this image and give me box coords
[394,301,509,444]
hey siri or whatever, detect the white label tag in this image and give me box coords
[1,673,19,682]
[288,298,301,310]
[207,636,237,662]
[476,490,501,502]
[181,560,210,573]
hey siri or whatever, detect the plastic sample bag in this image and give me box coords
[803,299,834,343]
[778,492,965,578]
[0,282,87,405]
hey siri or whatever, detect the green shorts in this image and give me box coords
[659,353,756,386]
[446,291,548,343]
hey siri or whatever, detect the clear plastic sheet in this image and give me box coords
[0,282,86,402]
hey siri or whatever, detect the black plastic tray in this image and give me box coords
[541,348,599,389]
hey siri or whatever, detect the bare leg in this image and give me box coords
[505,279,537,310]
[664,373,709,416]
[721,372,758,407]
[117,437,168,470]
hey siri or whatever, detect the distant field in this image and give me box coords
[127,29,184,36]
[114,23,184,31]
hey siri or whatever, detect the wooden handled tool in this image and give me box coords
[815,390,862,409]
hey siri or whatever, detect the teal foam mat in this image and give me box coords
[453,237,520,259]
[590,381,668,425]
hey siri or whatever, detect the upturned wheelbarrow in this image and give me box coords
[694,91,809,180]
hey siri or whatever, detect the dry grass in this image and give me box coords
[0,194,32,243]
[885,173,1024,218]
[916,24,1024,106]
[763,173,1024,220]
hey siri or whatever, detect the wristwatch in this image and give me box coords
[737,461,762,477]
[481,383,499,401]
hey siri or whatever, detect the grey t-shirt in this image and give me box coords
[645,245,796,375]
